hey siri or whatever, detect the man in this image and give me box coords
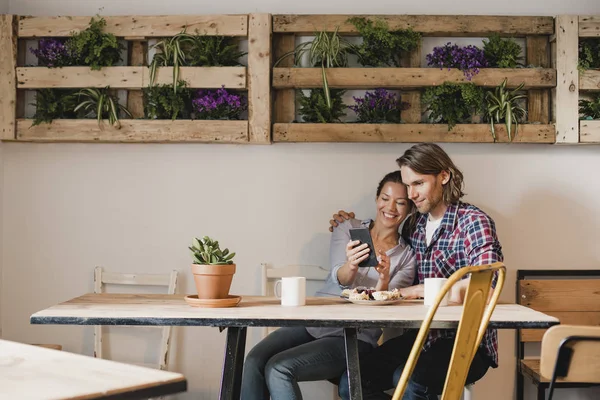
[332,143,503,400]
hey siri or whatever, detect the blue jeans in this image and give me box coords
[338,330,490,400]
[241,327,373,400]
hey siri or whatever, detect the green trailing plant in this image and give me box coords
[74,87,132,128]
[143,81,192,120]
[579,38,600,71]
[67,16,124,70]
[347,17,421,67]
[579,93,600,120]
[31,89,81,126]
[482,33,523,68]
[274,28,351,110]
[190,236,235,265]
[148,30,195,92]
[187,35,246,66]
[484,78,527,142]
[423,82,485,130]
[298,89,346,123]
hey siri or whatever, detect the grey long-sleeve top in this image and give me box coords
[306,219,416,347]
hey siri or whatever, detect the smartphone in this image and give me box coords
[349,227,379,268]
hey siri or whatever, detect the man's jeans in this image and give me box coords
[338,330,490,400]
[241,327,372,400]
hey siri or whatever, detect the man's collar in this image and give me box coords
[416,202,460,232]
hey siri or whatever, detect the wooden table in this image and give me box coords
[30,294,559,400]
[0,338,186,400]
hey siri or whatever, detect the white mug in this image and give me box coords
[274,277,306,306]
[424,277,450,307]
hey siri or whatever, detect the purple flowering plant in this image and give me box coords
[192,86,247,120]
[30,39,73,68]
[426,42,488,81]
[348,89,409,123]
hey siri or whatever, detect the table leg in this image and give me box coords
[344,327,363,400]
[219,327,247,400]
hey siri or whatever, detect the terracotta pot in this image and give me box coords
[191,263,236,299]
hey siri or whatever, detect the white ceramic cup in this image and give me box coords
[274,277,306,306]
[424,277,450,307]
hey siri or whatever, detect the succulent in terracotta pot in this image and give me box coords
[189,236,236,299]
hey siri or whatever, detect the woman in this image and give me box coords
[241,171,416,400]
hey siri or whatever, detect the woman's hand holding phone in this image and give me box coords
[346,240,370,270]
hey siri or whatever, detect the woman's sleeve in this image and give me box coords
[387,245,416,290]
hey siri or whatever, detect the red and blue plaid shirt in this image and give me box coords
[407,202,503,367]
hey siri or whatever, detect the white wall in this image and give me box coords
[5,1,600,400]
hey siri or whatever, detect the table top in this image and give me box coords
[30,294,559,329]
[0,339,186,400]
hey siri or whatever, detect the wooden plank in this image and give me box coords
[273,34,296,123]
[579,15,600,37]
[273,123,555,143]
[0,15,17,140]
[247,13,271,144]
[0,339,186,400]
[15,119,249,143]
[521,311,600,342]
[580,69,600,91]
[272,67,556,89]
[127,40,147,119]
[580,120,600,143]
[16,66,246,89]
[526,36,550,123]
[18,15,248,38]
[554,15,579,144]
[29,293,559,329]
[519,279,600,312]
[272,15,554,36]
[400,46,422,123]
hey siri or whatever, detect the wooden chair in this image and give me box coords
[540,325,600,400]
[93,266,178,371]
[516,269,600,400]
[391,262,506,400]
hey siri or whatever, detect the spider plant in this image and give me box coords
[74,87,132,128]
[485,78,527,142]
[274,28,351,109]
[148,30,194,93]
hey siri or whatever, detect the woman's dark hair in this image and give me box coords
[376,171,403,197]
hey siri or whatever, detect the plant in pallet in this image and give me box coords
[143,80,192,120]
[148,30,195,92]
[30,39,73,68]
[31,89,82,125]
[422,82,485,130]
[192,86,247,120]
[482,33,523,68]
[426,43,488,80]
[74,87,132,128]
[348,88,410,123]
[578,38,600,71]
[484,78,527,142]
[274,28,351,110]
[298,89,346,123]
[347,17,421,67]
[67,16,124,70]
[189,236,237,300]
[187,35,246,67]
[579,93,600,120]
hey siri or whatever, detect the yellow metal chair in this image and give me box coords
[392,262,506,400]
[540,325,600,400]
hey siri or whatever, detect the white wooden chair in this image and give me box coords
[93,266,178,371]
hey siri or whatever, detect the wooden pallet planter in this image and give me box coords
[1,13,271,144]
[271,14,557,144]
[574,16,600,144]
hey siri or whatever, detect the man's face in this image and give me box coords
[400,166,449,216]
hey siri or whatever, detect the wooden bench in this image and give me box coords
[516,269,600,400]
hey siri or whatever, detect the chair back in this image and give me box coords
[392,262,506,400]
[540,325,600,384]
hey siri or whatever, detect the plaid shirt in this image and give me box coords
[408,202,503,367]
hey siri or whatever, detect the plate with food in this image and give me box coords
[340,287,404,306]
